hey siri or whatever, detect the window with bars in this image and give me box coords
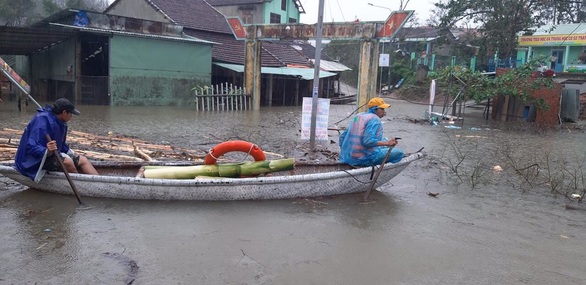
[241,11,253,24]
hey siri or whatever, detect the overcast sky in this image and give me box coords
[298,0,437,24]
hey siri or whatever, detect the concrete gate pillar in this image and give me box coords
[229,11,413,111]
[357,40,380,112]
[245,40,262,110]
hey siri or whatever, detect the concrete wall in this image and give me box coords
[109,35,212,106]
[214,4,264,24]
[214,1,300,24]
[264,0,300,23]
[524,46,585,71]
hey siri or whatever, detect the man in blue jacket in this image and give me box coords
[339,97,404,166]
[15,98,98,182]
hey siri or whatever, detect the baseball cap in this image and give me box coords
[53,98,80,115]
[367,97,391,109]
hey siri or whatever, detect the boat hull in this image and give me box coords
[0,152,425,200]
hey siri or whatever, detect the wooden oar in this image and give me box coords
[362,145,394,202]
[45,134,83,204]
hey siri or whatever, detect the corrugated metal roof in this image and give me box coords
[400,37,438,42]
[0,26,76,55]
[286,40,334,61]
[531,23,586,35]
[50,23,216,45]
[309,59,351,72]
[214,62,336,79]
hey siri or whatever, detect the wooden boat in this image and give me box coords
[0,152,425,201]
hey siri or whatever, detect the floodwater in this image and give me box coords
[1,98,585,284]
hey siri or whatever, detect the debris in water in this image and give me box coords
[427,192,439,198]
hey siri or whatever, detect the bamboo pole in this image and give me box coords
[144,158,295,179]
[133,142,154,161]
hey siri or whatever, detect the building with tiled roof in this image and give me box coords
[207,0,305,23]
[106,0,348,106]
[1,9,216,106]
[106,0,310,68]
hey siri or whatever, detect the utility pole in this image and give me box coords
[309,0,325,151]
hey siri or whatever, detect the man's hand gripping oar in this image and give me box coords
[362,138,400,201]
[45,134,83,204]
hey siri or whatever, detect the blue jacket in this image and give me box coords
[15,106,71,181]
[339,107,403,166]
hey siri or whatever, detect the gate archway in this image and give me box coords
[227,11,413,111]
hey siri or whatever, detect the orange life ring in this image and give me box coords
[204,140,266,165]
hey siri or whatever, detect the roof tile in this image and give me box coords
[186,30,285,67]
[206,0,265,5]
[149,0,232,34]
[137,0,342,70]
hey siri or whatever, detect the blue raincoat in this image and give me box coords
[15,106,72,182]
[338,107,404,166]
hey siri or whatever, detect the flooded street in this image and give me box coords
[1,98,585,284]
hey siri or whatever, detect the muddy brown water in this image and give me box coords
[1,99,585,284]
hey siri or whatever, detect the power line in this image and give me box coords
[335,0,346,21]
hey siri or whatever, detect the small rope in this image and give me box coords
[341,170,371,184]
[239,143,257,163]
[208,143,259,163]
[207,148,220,161]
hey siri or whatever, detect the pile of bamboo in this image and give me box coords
[0,128,206,162]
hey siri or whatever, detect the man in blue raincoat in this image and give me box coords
[339,97,404,166]
[15,98,98,182]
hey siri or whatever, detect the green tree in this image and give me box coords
[42,0,61,16]
[434,0,579,59]
[0,0,107,26]
[323,40,361,87]
[0,0,37,26]
[55,0,108,12]
[431,59,554,109]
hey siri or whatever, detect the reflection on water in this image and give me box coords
[2,98,586,284]
[1,190,82,282]
[2,98,585,168]
[1,102,310,155]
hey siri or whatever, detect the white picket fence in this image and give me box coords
[193,83,250,111]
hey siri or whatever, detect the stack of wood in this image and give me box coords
[0,128,206,163]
